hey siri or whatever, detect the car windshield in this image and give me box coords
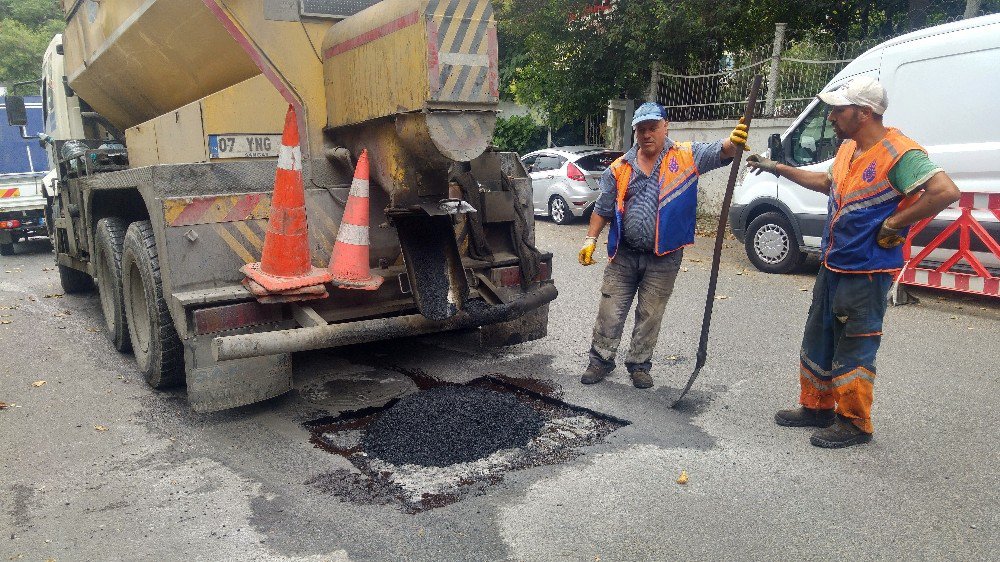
[574,151,622,172]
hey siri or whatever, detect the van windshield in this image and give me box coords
[788,102,840,167]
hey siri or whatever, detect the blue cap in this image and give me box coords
[632,102,667,128]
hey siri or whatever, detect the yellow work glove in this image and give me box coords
[877,220,906,249]
[730,118,750,151]
[579,236,597,266]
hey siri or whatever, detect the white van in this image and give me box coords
[730,14,1000,273]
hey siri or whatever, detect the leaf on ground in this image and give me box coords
[800,288,809,292]
[0,321,11,325]
[94,425,108,432]
[681,267,689,273]
[86,327,100,333]
[0,402,10,410]
[677,470,689,485]
[32,380,46,387]
[715,295,729,300]
[43,294,64,299]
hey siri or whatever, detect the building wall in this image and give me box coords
[667,118,795,215]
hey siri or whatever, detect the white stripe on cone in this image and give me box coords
[278,144,302,171]
[349,177,369,198]
[336,222,370,246]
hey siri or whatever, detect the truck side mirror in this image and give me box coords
[767,133,784,164]
[4,96,28,127]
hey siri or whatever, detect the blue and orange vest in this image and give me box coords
[823,128,924,273]
[607,143,700,258]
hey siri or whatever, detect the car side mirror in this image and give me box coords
[4,96,28,127]
[767,133,785,164]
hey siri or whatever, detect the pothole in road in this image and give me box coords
[303,372,629,513]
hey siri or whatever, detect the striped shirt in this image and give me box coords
[595,139,731,251]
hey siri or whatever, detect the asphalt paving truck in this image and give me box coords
[4,0,555,412]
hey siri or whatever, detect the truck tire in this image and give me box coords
[0,243,13,256]
[745,211,806,274]
[122,220,184,389]
[94,217,132,352]
[58,265,94,293]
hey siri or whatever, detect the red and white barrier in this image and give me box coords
[895,192,1000,299]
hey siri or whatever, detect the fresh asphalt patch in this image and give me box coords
[303,371,629,513]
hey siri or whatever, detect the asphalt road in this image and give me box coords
[2,222,998,562]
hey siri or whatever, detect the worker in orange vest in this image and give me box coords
[578,102,749,389]
[747,77,960,448]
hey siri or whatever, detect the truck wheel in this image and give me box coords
[94,217,132,352]
[549,196,574,225]
[122,220,184,388]
[745,211,805,274]
[0,243,13,256]
[58,265,94,293]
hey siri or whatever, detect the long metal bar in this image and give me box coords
[213,284,557,362]
[673,75,764,408]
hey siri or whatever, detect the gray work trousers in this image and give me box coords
[588,246,683,373]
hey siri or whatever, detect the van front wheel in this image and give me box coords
[745,211,805,274]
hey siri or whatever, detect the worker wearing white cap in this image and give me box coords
[747,76,961,448]
[578,102,749,389]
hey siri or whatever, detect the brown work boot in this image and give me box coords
[581,364,612,385]
[774,406,836,428]
[810,415,873,448]
[629,369,653,389]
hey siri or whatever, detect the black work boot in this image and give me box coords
[810,415,873,448]
[629,369,653,389]
[774,406,836,428]
[581,364,612,385]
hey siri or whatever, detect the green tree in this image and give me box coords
[0,0,62,88]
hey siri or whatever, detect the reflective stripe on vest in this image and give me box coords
[822,128,925,273]
[607,143,699,258]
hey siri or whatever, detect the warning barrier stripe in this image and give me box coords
[0,188,21,198]
[164,194,270,227]
[899,191,1000,298]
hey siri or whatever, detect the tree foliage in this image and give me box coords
[0,0,63,89]
[496,0,998,126]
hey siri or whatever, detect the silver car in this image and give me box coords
[521,146,623,225]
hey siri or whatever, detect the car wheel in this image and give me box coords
[122,220,184,389]
[745,211,805,274]
[94,217,132,352]
[549,195,574,225]
[0,243,13,256]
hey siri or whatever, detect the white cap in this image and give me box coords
[817,76,888,115]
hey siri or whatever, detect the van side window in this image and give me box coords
[788,102,840,166]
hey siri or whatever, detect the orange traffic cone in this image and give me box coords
[328,149,383,291]
[242,105,331,295]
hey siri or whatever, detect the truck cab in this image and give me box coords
[0,95,49,256]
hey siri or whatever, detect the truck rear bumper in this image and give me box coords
[212,282,557,362]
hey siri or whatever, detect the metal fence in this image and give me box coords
[652,31,879,121]
[653,6,998,121]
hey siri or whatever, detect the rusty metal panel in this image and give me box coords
[193,301,283,335]
[163,194,272,227]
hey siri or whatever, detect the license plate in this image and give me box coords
[208,134,282,159]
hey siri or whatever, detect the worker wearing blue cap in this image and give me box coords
[578,102,749,389]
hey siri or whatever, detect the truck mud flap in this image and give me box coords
[185,333,293,413]
[394,214,469,321]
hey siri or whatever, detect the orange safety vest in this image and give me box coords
[822,128,924,273]
[607,142,699,258]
